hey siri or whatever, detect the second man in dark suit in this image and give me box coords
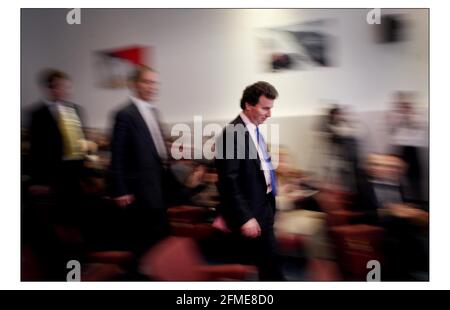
[110,66,171,254]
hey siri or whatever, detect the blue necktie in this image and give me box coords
[256,127,277,196]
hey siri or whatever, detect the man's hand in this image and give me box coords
[386,203,429,227]
[240,218,261,238]
[185,165,206,188]
[114,194,135,208]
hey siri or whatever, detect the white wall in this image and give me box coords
[21,9,428,127]
[21,9,429,183]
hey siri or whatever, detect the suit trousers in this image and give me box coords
[232,193,285,281]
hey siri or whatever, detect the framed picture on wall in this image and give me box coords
[94,45,151,88]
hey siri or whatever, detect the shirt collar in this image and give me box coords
[45,99,62,107]
[130,95,156,109]
[239,112,257,132]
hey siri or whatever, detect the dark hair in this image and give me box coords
[240,81,278,110]
[328,106,341,124]
[39,69,69,89]
[129,65,156,82]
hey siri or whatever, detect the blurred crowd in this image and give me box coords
[21,68,428,281]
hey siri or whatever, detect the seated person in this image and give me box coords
[274,146,320,211]
[170,159,211,206]
[272,146,333,260]
[355,154,428,224]
[355,153,428,280]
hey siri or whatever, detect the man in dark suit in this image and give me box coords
[29,69,86,194]
[27,69,87,279]
[215,81,284,280]
[110,66,171,254]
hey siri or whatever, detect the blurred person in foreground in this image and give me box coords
[273,146,333,262]
[215,81,284,280]
[29,69,87,204]
[27,69,88,279]
[110,66,175,255]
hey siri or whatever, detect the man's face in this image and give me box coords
[245,95,274,125]
[367,154,404,181]
[134,70,159,102]
[48,78,71,101]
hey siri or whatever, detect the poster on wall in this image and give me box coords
[257,19,336,72]
[94,45,150,88]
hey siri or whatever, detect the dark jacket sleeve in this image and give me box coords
[110,110,131,197]
[215,129,253,229]
[29,109,48,184]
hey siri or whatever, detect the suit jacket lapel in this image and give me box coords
[234,116,266,184]
[129,102,162,163]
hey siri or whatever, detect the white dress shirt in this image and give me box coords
[45,99,62,120]
[131,96,168,160]
[239,112,272,193]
